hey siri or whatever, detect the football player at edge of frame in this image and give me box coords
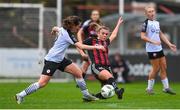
[141,5,176,95]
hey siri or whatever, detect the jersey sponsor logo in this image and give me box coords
[151,29,160,33]
[98,67,104,70]
[151,29,155,33]
[155,29,160,33]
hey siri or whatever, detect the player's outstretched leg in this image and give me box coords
[15,82,40,104]
[15,75,50,104]
[75,78,99,102]
[106,78,124,99]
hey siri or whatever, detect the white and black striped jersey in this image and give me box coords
[141,19,162,52]
[45,27,77,63]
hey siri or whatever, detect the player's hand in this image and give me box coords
[113,68,120,73]
[51,26,59,35]
[95,45,106,51]
[153,41,161,45]
[117,17,123,25]
[81,53,89,61]
[169,44,177,52]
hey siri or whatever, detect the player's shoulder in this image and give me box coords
[60,27,72,39]
[142,19,149,26]
[83,20,91,26]
[154,20,160,24]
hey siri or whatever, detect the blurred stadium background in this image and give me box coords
[0,0,180,82]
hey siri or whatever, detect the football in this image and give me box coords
[101,84,115,98]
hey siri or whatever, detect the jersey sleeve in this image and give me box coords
[83,38,92,45]
[141,19,148,32]
[68,34,78,44]
[82,25,89,33]
[65,31,77,44]
[81,20,90,28]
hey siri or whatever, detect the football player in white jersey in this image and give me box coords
[15,16,106,104]
[141,5,176,95]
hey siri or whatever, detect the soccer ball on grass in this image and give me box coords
[101,84,115,98]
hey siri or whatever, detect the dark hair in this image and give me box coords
[62,16,82,30]
[90,10,103,25]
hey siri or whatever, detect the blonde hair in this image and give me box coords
[97,26,110,32]
[144,4,156,12]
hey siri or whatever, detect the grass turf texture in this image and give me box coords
[0,81,179,109]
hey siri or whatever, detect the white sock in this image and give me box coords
[18,82,40,97]
[81,89,90,97]
[147,79,155,90]
[18,90,27,97]
[75,78,89,97]
[161,77,169,89]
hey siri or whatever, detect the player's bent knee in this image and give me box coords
[73,72,83,78]
[38,81,48,88]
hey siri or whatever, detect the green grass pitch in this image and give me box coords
[0,81,179,109]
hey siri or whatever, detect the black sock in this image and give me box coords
[106,78,119,93]
[95,92,106,99]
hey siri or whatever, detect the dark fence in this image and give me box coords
[67,53,180,82]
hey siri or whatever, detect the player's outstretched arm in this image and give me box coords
[160,31,177,52]
[140,32,161,45]
[75,42,105,51]
[76,47,89,60]
[109,17,123,43]
[77,28,84,43]
[76,28,89,59]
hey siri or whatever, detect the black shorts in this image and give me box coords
[147,50,165,60]
[91,63,112,75]
[42,58,72,76]
[91,63,112,85]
